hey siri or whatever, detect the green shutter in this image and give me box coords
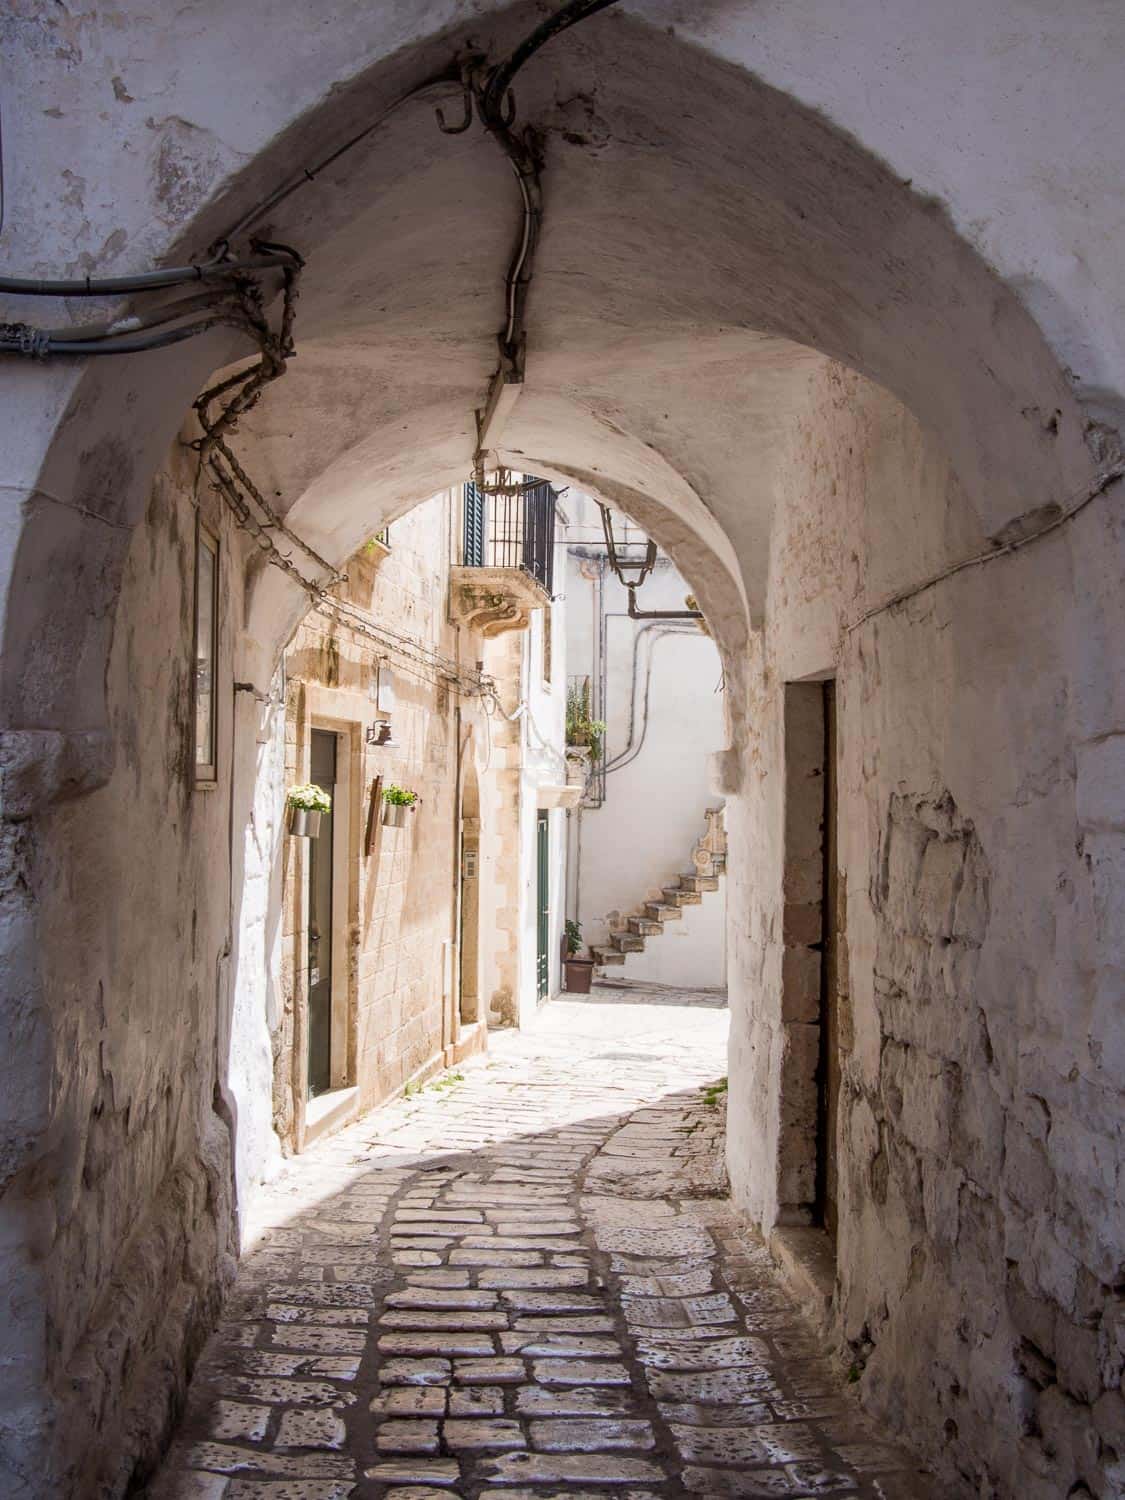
[463,482,486,566]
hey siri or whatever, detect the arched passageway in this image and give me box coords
[1,4,1122,1497]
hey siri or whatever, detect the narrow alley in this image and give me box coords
[151,986,929,1499]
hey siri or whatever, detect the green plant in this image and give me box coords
[701,1076,728,1108]
[287,782,332,813]
[564,919,583,957]
[566,680,608,761]
[382,784,419,807]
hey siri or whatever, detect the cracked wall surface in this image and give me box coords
[722,362,1125,1498]
[0,5,1123,1497]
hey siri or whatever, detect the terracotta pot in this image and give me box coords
[287,806,322,838]
[564,957,595,994]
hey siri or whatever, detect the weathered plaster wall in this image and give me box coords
[8,438,244,1497]
[564,503,727,984]
[514,549,570,1024]
[0,5,1122,1495]
[725,362,1125,1498]
[276,493,484,1143]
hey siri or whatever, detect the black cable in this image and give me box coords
[482,0,623,122]
[0,317,248,358]
[0,250,297,299]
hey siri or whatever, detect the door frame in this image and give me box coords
[311,718,353,1094]
[536,809,550,1002]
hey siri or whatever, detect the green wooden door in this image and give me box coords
[307,730,337,1097]
[536,811,550,1001]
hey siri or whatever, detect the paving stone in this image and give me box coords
[150,988,930,1500]
[395,1209,483,1223]
[449,1385,506,1415]
[448,1248,543,1267]
[230,1352,361,1380]
[370,1386,447,1416]
[364,1458,460,1485]
[501,1291,602,1313]
[182,1444,353,1477]
[393,1249,443,1267]
[443,1417,526,1449]
[658,1399,774,1425]
[377,1358,452,1386]
[682,1464,826,1495]
[500,1332,621,1357]
[208,1401,271,1442]
[386,1288,497,1309]
[275,1409,348,1450]
[380,1310,508,1331]
[377,1331,496,1357]
[491,1220,581,1237]
[635,1334,769,1369]
[266,1283,383,1306]
[480,1451,664,1484]
[224,1483,357,1500]
[532,1359,631,1386]
[478,1491,662,1500]
[596,1226,715,1256]
[265,1305,370,1325]
[454,1357,527,1383]
[225,1378,356,1407]
[646,1368,782,1403]
[375,1419,441,1453]
[513,1314,614,1333]
[515,1386,636,1417]
[383,1490,458,1500]
[676,1420,824,1465]
[529,1418,655,1451]
[479,1267,589,1289]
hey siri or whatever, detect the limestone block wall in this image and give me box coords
[276,495,495,1144]
[17,440,245,1496]
[725,362,1125,1498]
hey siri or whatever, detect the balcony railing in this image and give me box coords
[463,479,556,594]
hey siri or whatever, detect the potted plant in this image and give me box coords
[287,782,331,837]
[382,783,419,827]
[565,681,607,786]
[563,918,595,994]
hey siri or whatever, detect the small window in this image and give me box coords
[194,524,219,782]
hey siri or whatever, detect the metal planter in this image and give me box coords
[382,802,411,828]
[287,806,323,838]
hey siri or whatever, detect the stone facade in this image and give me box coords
[1,6,1123,1499]
[274,496,491,1153]
[724,363,1125,1498]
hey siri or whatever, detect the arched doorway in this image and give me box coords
[0,6,1121,1496]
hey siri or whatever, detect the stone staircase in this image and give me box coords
[591,807,727,971]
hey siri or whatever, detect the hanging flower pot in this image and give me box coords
[288,806,322,838]
[382,784,419,827]
[287,783,331,837]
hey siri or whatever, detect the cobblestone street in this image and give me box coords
[150,987,931,1500]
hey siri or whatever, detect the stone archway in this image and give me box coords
[0,6,1122,1498]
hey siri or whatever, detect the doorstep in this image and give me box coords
[303,1084,359,1149]
[769,1224,836,1331]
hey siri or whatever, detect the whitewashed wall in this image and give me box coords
[565,495,726,988]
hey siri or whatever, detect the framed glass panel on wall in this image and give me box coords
[194,523,219,783]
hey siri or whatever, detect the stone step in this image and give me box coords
[591,946,625,966]
[679,873,720,894]
[612,933,646,953]
[663,886,702,907]
[628,916,663,937]
[644,902,682,922]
